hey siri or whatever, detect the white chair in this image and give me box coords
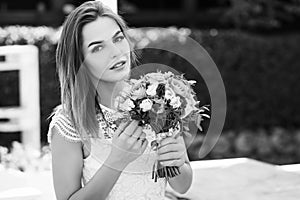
[0,45,40,150]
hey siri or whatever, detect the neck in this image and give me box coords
[96,80,123,109]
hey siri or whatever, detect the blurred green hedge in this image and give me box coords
[195,30,300,131]
[0,26,300,164]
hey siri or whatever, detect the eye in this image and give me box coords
[92,45,104,53]
[114,35,125,43]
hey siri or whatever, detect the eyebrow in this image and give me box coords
[87,30,122,48]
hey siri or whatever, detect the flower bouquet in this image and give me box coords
[114,71,209,181]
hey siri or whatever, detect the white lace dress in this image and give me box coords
[48,105,166,200]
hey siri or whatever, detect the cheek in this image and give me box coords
[86,54,110,76]
[121,40,131,54]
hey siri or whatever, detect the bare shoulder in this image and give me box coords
[50,126,83,160]
[47,105,81,144]
[51,126,83,200]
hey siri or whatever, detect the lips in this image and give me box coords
[109,60,127,70]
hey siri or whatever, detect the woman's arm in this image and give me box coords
[157,135,193,194]
[51,127,124,200]
[51,120,148,200]
[166,155,193,193]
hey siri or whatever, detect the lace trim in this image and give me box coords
[98,104,118,123]
[47,107,81,144]
[47,104,118,143]
[96,104,120,139]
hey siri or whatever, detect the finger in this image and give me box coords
[137,137,147,146]
[132,140,142,152]
[159,137,177,149]
[126,137,138,147]
[158,152,182,161]
[121,120,139,137]
[140,139,148,153]
[131,138,146,154]
[160,159,185,167]
[131,126,143,139]
[138,132,146,140]
[114,121,130,137]
[132,133,146,147]
[157,144,180,155]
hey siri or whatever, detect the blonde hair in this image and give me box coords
[56,1,136,141]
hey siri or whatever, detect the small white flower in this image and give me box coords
[140,99,153,112]
[120,99,135,111]
[131,86,146,100]
[130,79,142,85]
[146,83,158,96]
[160,132,167,138]
[170,96,181,108]
[164,71,174,78]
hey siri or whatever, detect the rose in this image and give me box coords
[119,99,135,111]
[170,96,181,108]
[131,86,146,100]
[145,72,166,83]
[140,99,153,112]
[146,83,158,96]
[130,78,143,85]
[169,78,190,97]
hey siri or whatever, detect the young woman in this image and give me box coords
[48,1,193,199]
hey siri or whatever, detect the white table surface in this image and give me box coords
[167,158,300,200]
[1,158,300,200]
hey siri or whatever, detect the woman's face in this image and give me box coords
[81,16,131,84]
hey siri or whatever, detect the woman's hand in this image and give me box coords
[107,120,148,171]
[157,135,186,167]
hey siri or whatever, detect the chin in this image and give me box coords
[103,68,130,82]
[111,74,129,82]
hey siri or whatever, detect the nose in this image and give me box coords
[110,42,122,59]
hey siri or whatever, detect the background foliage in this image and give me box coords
[0,26,300,164]
[222,0,300,30]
